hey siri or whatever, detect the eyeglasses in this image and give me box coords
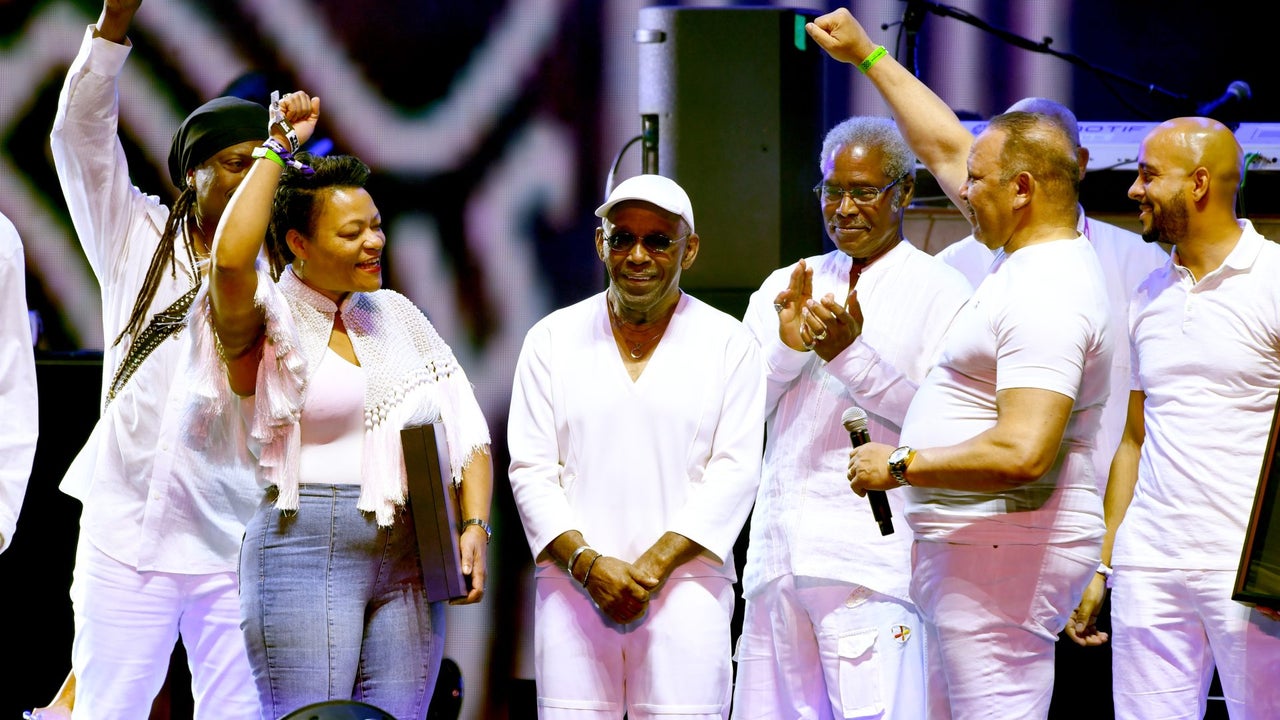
[813,174,908,206]
[603,231,688,254]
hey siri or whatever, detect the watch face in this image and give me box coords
[889,447,909,465]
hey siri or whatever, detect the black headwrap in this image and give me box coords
[166,96,268,187]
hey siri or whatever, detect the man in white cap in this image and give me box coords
[508,173,765,718]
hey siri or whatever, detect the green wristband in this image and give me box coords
[858,45,888,74]
[251,144,285,168]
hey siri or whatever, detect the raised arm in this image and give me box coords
[806,8,975,211]
[96,0,140,44]
[209,92,318,394]
[50,0,149,279]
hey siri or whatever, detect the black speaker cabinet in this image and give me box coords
[636,6,827,319]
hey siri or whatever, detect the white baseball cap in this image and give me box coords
[594,174,695,233]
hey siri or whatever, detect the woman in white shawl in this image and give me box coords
[196,90,492,719]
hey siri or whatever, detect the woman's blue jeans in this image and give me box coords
[240,484,445,719]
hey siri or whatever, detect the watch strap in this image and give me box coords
[460,517,492,542]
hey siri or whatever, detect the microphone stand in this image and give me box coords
[901,0,927,78]
[902,0,1190,108]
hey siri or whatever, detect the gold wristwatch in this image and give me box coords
[887,446,916,487]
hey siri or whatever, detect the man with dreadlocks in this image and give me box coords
[44,0,262,716]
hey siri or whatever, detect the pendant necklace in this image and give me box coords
[607,301,673,360]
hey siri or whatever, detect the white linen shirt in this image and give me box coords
[903,236,1111,546]
[0,212,38,553]
[508,291,764,581]
[49,27,259,573]
[1114,220,1280,569]
[739,241,972,601]
[936,214,1169,493]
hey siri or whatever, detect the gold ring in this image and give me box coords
[813,329,828,341]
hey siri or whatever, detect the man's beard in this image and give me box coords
[1142,190,1187,245]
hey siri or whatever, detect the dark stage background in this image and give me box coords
[2,1,1275,717]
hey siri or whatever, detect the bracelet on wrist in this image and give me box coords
[1096,562,1114,587]
[268,90,301,153]
[582,552,603,588]
[567,544,592,579]
[858,45,888,74]
[251,145,285,168]
[459,517,492,543]
[258,138,315,177]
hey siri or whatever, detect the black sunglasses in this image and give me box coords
[603,231,688,254]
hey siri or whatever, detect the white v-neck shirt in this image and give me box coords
[508,291,765,580]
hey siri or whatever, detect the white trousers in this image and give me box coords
[533,573,733,719]
[1111,566,1280,720]
[731,575,927,720]
[69,535,257,720]
[910,539,1099,720]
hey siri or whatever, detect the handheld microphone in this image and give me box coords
[1196,80,1251,120]
[842,406,894,536]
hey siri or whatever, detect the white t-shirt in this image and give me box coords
[937,215,1170,494]
[903,236,1111,545]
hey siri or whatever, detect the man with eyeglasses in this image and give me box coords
[508,174,765,718]
[732,116,971,720]
[810,9,1114,719]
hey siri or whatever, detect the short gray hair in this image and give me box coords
[819,116,917,182]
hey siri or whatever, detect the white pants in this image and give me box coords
[533,573,733,719]
[731,575,927,720]
[910,539,1099,720]
[69,535,257,720]
[1111,566,1280,720]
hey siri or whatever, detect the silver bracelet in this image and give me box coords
[459,517,492,543]
[567,544,592,578]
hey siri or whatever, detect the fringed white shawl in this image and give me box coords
[188,265,490,526]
